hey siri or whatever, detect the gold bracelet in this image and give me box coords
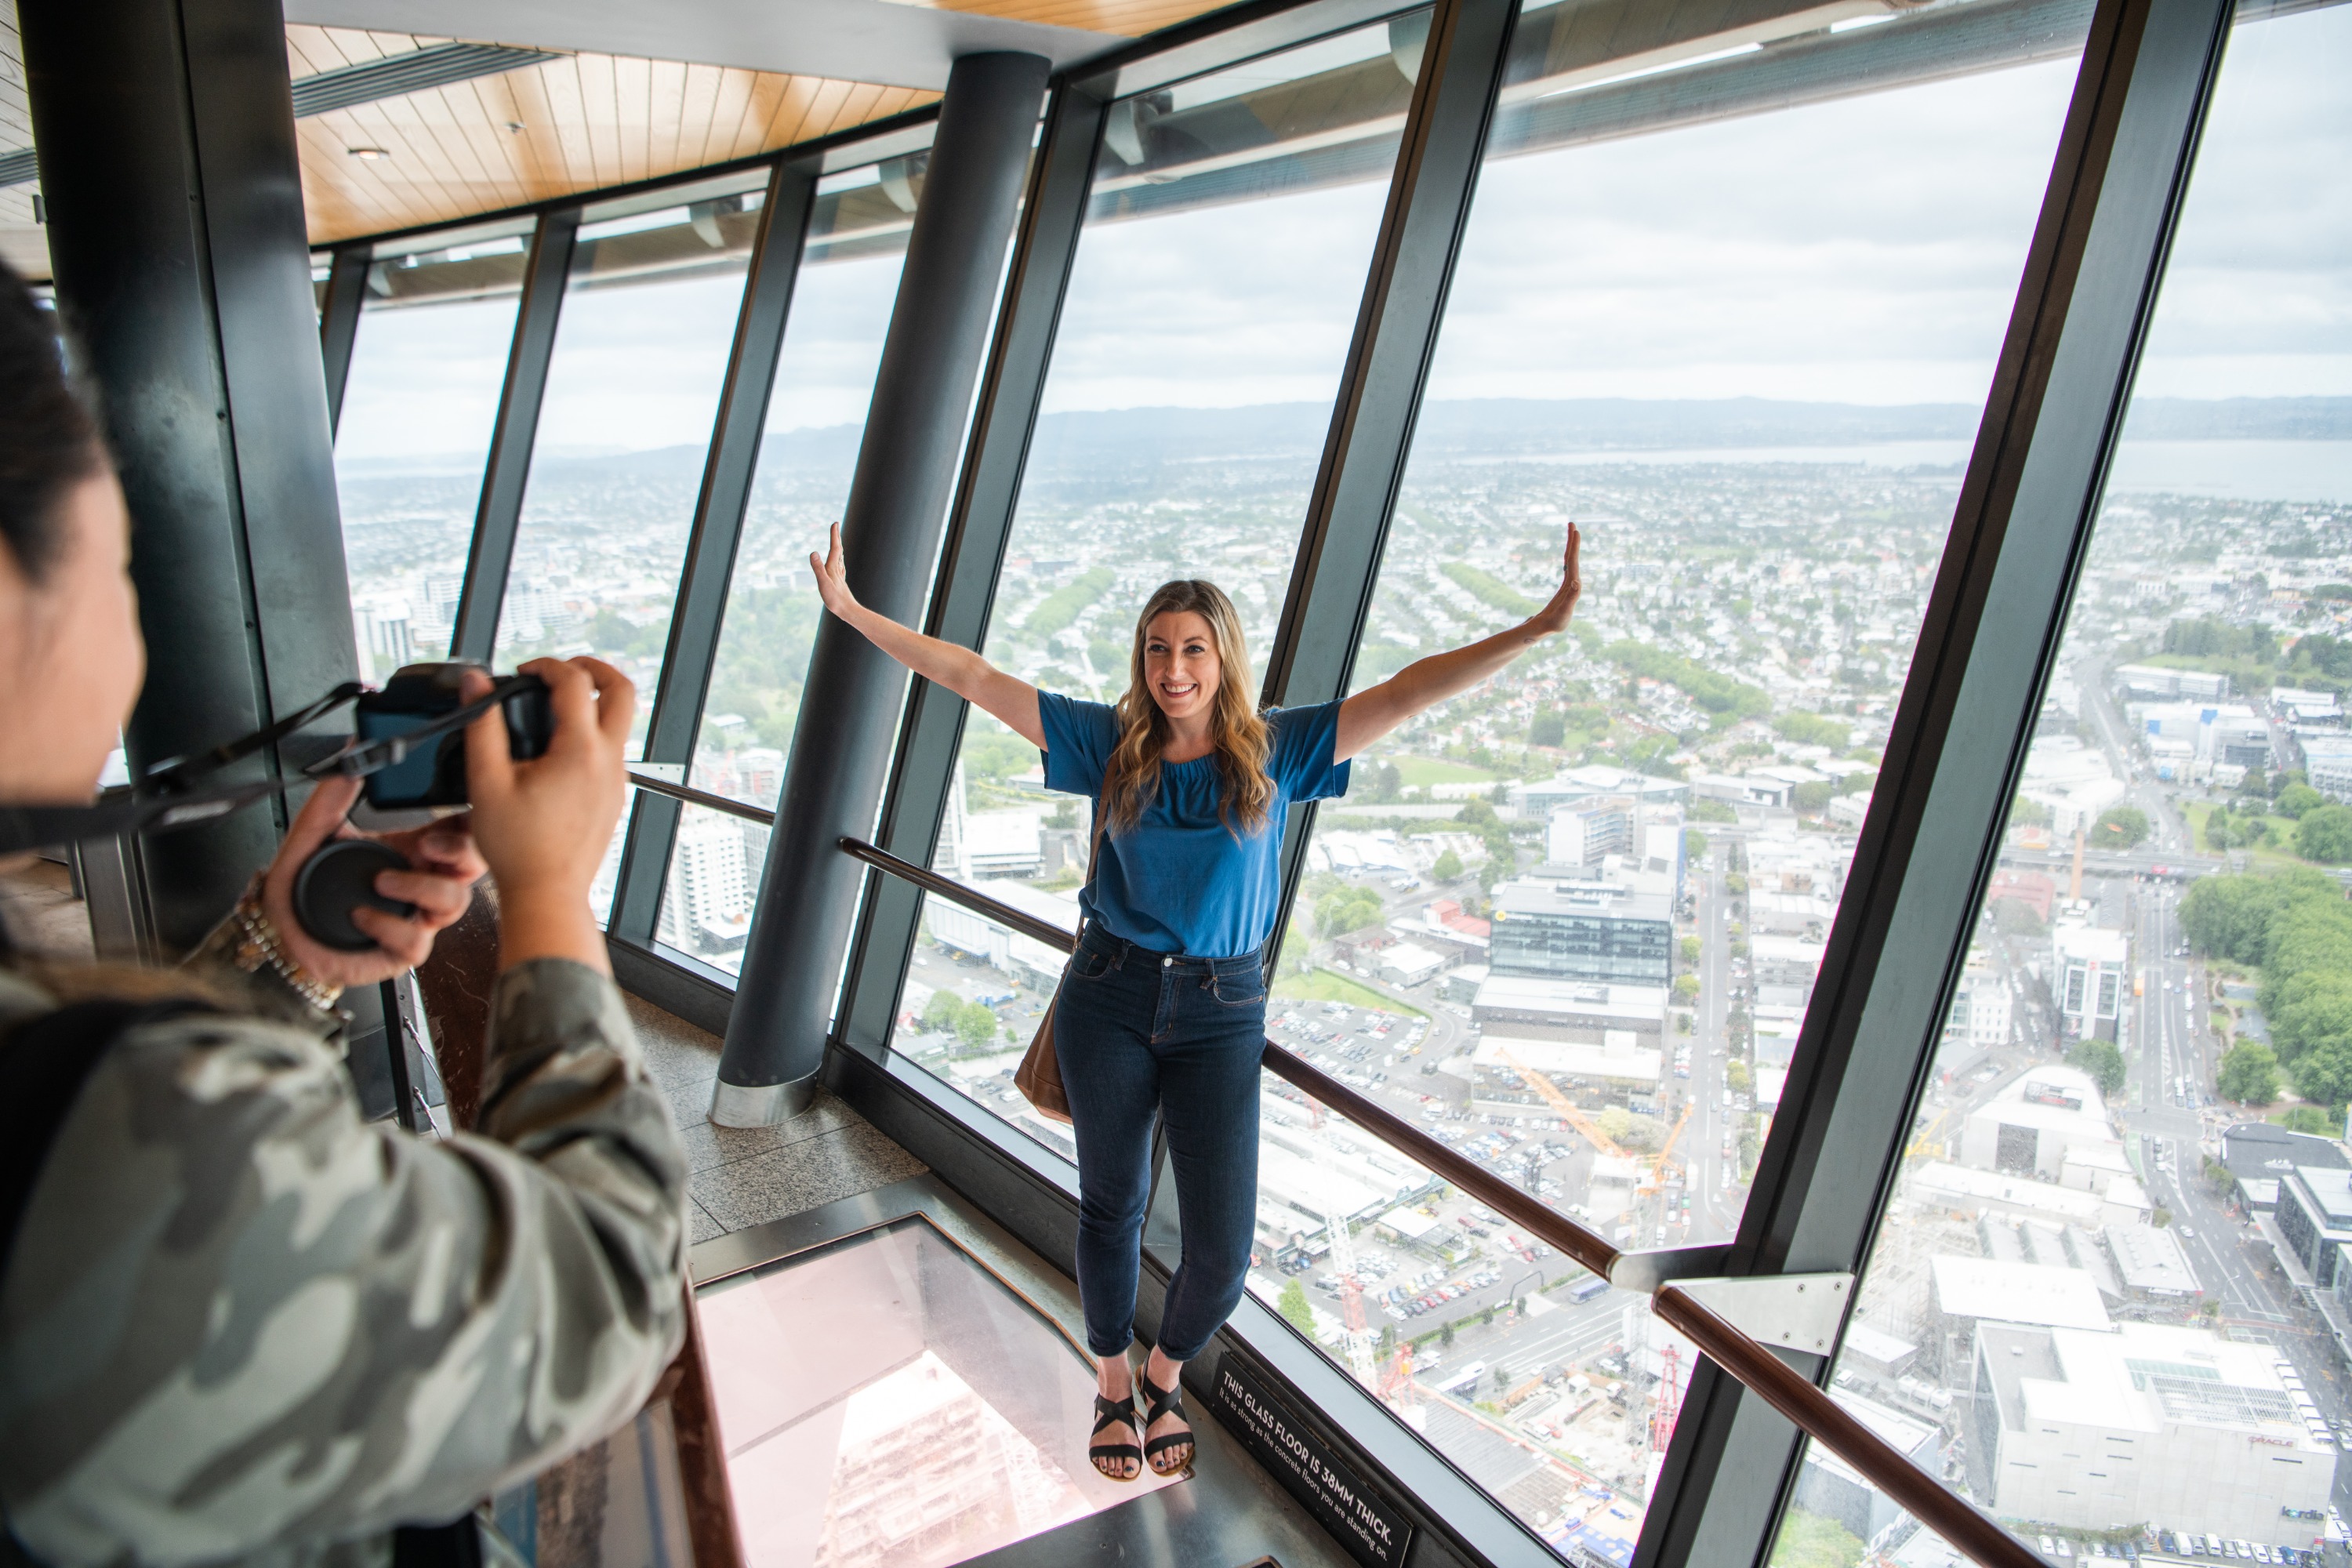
[230,891,344,1012]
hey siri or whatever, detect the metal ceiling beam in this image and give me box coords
[2,40,568,191]
[288,41,565,118]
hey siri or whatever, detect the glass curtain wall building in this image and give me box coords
[289,0,2352,1558]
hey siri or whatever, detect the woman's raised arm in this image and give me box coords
[810,523,1046,747]
[1334,524,1582,764]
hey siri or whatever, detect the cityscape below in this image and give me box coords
[337,396,2352,1566]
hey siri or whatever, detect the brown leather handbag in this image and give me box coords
[1014,771,1109,1125]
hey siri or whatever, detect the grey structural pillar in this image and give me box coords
[24,0,359,950]
[713,51,1048,1127]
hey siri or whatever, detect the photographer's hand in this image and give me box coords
[263,775,488,988]
[463,658,634,975]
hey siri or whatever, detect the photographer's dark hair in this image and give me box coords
[0,256,108,583]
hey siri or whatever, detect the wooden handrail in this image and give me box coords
[833,832,2043,1568]
[626,768,778,826]
[1655,1286,2037,1568]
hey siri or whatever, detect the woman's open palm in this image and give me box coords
[1528,523,1583,636]
[810,523,861,620]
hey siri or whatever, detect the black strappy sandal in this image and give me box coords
[1138,1365,1195,1477]
[1091,1386,1144,1482]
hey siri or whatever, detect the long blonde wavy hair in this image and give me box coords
[1103,580,1275,840]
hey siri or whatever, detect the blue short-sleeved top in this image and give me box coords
[1038,692,1351,959]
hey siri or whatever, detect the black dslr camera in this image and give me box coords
[0,661,561,953]
[293,663,554,951]
[353,662,554,811]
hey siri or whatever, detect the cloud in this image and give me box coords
[2131,3,2352,397]
[329,3,2352,471]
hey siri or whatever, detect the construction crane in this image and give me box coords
[1325,1215,1379,1386]
[1379,1340,1416,1406]
[1650,1342,1681,1453]
[1495,1047,1628,1160]
[1638,1101,1694,1197]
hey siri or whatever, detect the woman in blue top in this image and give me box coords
[811,521,1584,1480]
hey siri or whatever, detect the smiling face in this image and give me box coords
[1142,609,1222,725]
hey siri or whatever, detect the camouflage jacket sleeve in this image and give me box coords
[0,958,689,1568]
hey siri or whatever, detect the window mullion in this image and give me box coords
[1254,0,1520,934]
[318,243,369,439]
[833,80,1111,1057]
[449,206,578,662]
[607,158,818,948]
[1643,0,2236,1558]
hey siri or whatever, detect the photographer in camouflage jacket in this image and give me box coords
[0,259,689,1565]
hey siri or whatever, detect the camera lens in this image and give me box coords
[293,840,418,951]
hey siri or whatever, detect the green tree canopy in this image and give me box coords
[2219,1042,2281,1106]
[1316,887,1386,938]
[1684,829,1709,861]
[2092,804,2150,850]
[2296,804,2352,863]
[2279,1105,2338,1135]
[1277,1277,1317,1338]
[2292,1039,2352,1115]
[1530,710,1566,748]
[1769,1508,1866,1568]
[1994,899,2049,938]
[1773,711,1849,750]
[2278,782,2326,818]
[958,1004,1002,1053]
[1432,848,1464,882]
[2070,1037,2126,1098]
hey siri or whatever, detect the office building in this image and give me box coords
[2274,1167,2352,1289]
[2053,926,2130,1044]
[1490,876,1673,987]
[1971,1322,2333,1545]
[1960,1065,2121,1181]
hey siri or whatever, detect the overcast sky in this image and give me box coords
[332,2,2350,466]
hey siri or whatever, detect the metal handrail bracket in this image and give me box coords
[817,832,2038,1568]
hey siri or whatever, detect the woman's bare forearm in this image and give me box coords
[1335,620,1553,760]
[837,601,1045,747]
[1334,524,1583,762]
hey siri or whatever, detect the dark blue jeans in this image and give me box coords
[1053,923,1265,1363]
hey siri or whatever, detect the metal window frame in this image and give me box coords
[310,0,2245,1549]
[833,75,1114,1060]
[607,158,820,950]
[808,0,2242,1562]
[318,243,370,438]
[448,205,578,662]
[1644,0,2234,1559]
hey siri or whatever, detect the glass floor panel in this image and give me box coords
[695,1217,1180,1568]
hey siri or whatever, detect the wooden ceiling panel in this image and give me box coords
[887,0,1236,38]
[2,0,42,281]
[290,26,940,246]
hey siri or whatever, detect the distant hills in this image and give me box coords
[336,394,2352,488]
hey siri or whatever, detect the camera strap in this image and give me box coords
[0,677,539,858]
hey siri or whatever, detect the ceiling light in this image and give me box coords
[347,146,388,160]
